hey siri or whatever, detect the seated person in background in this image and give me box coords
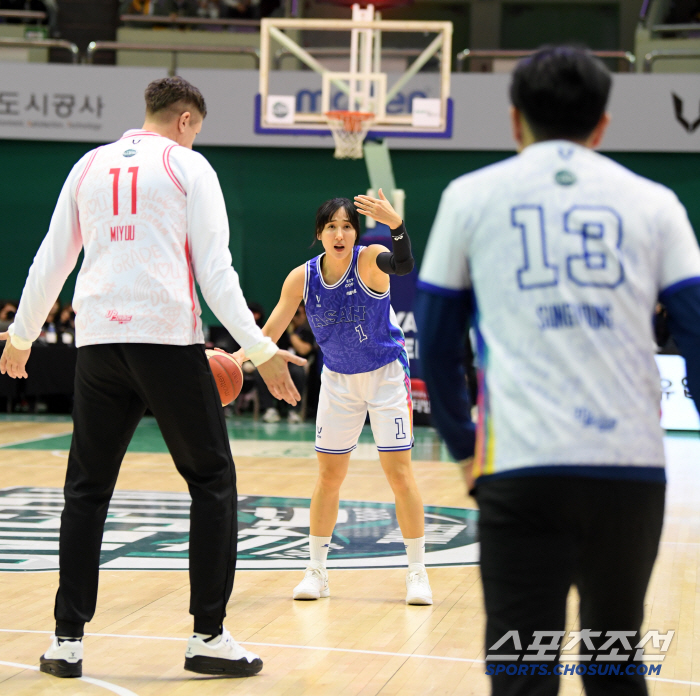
[221,0,252,18]
[0,300,18,333]
[654,303,680,354]
[120,0,153,15]
[161,0,199,19]
[58,304,76,345]
[198,0,222,18]
[254,303,315,423]
[38,300,61,345]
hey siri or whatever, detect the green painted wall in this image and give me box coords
[2,140,700,325]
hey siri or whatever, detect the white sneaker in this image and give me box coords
[293,561,330,600]
[39,636,83,678]
[405,564,433,605]
[287,410,302,424]
[262,407,281,423]
[184,627,262,677]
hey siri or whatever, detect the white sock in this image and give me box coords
[404,536,426,567]
[309,535,332,565]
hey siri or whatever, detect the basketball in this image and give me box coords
[206,349,244,406]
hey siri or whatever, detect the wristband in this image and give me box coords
[8,323,32,350]
[246,337,279,366]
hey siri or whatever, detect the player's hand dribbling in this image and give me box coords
[257,350,307,406]
[0,332,31,379]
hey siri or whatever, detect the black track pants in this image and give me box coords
[476,474,665,696]
[54,343,237,638]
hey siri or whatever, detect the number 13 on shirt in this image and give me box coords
[513,204,625,290]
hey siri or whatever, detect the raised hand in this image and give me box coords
[354,188,402,229]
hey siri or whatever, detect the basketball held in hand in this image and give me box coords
[206,349,244,406]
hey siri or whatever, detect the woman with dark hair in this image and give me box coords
[236,191,432,605]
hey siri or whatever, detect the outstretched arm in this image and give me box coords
[1,153,89,379]
[262,266,306,344]
[234,265,306,360]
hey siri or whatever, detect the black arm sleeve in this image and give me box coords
[375,222,415,276]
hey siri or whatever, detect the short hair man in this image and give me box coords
[416,47,700,695]
[0,76,305,679]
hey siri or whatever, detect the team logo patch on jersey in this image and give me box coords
[0,488,479,571]
[555,170,577,186]
[106,310,132,324]
[122,149,137,157]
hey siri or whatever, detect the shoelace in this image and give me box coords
[305,566,327,585]
[220,629,258,662]
[407,571,430,589]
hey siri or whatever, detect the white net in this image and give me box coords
[325,111,375,159]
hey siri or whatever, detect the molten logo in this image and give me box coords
[106,310,132,324]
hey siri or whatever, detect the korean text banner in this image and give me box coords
[4,64,700,151]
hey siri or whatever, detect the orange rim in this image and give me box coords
[325,110,375,133]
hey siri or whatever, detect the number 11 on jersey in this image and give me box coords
[109,167,139,215]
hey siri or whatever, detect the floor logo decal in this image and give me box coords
[0,487,478,572]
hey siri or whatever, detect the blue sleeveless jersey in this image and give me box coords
[304,246,406,375]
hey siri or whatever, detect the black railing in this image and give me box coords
[456,49,636,72]
[86,40,260,75]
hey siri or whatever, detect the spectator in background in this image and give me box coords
[247,301,265,328]
[38,299,60,345]
[161,0,199,17]
[654,303,680,354]
[119,0,153,15]
[198,0,222,18]
[255,302,314,423]
[221,0,252,18]
[0,301,18,333]
[59,304,76,345]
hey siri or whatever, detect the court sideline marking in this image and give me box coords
[0,432,73,449]
[0,659,139,695]
[0,628,693,687]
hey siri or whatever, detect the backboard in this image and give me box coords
[256,5,453,140]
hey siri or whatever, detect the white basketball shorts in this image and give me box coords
[315,358,413,455]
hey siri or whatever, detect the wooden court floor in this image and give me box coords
[0,418,698,695]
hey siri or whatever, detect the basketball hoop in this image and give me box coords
[325,110,375,159]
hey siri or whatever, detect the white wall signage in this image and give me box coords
[656,354,700,431]
[4,64,700,152]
